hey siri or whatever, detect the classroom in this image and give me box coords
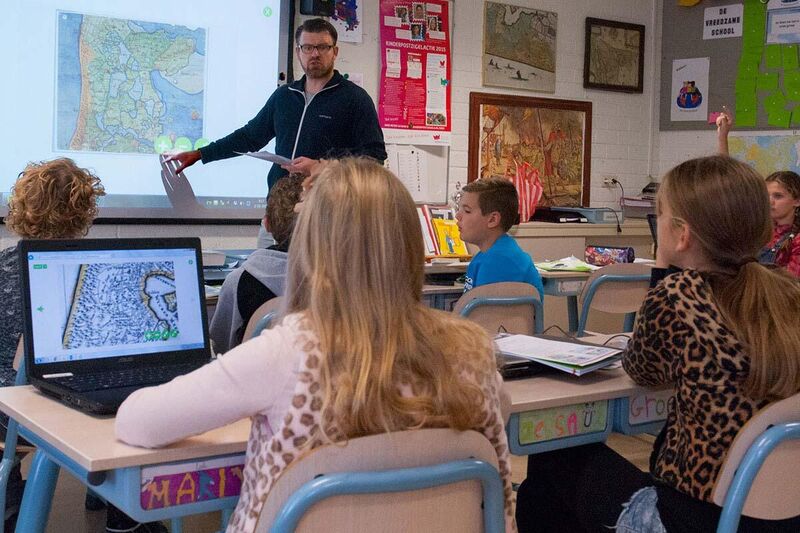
[0,1,799,532]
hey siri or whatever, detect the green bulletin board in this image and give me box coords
[660,0,800,131]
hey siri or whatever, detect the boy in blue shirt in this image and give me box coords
[456,177,544,299]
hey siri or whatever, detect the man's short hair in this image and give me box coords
[266,174,303,247]
[461,177,520,231]
[294,18,338,45]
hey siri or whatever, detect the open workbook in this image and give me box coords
[494,334,623,376]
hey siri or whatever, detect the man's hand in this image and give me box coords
[164,150,202,174]
[716,106,732,156]
[281,156,321,176]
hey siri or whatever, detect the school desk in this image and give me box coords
[504,333,670,456]
[537,270,591,332]
[0,386,248,532]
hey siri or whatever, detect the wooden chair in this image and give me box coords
[576,263,651,336]
[453,282,543,335]
[713,393,800,532]
[242,296,284,341]
[255,429,505,533]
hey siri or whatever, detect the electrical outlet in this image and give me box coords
[602,176,617,187]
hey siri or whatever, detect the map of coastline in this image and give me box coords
[56,11,206,154]
[729,134,800,177]
[63,262,178,349]
[587,26,640,87]
[484,2,556,72]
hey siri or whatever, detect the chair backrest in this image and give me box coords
[453,282,543,335]
[576,263,651,336]
[243,296,284,341]
[712,393,800,523]
[255,429,502,533]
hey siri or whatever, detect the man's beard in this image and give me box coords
[304,60,333,79]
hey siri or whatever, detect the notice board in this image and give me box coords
[660,0,800,131]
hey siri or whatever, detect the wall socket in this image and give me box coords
[602,176,617,187]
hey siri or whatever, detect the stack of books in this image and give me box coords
[417,205,470,259]
[495,334,622,376]
[620,196,655,219]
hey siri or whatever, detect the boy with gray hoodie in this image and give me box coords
[209,175,303,353]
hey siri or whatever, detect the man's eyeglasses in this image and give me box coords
[297,44,334,54]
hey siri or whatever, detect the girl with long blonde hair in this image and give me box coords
[517,155,800,533]
[116,158,515,532]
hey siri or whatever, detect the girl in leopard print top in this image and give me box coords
[517,156,800,533]
[117,159,516,532]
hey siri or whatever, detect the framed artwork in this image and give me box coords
[584,17,645,93]
[468,92,592,209]
[482,2,557,93]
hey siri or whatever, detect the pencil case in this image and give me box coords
[584,246,635,266]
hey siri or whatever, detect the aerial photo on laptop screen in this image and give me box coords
[26,248,205,364]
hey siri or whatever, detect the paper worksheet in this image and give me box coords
[235,151,292,165]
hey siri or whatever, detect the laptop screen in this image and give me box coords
[24,245,206,365]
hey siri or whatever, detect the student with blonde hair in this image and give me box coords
[116,158,516,532]
[516,155,800,532]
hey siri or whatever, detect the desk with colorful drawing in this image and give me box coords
[504,334,671,457]
[0,385,248,532]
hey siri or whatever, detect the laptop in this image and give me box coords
[19,238,212,415]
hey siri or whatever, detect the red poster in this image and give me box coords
[379,0,451,146]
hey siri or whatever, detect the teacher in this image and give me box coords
[167,18,386,189]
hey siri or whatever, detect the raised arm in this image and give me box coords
[716,107,732,156]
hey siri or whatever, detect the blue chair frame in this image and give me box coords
[270,458,505,533]
[0,360,196,531]
[717,422,800,533]
[250,310,279,340]
[459,296,544,335]
[576,273,650,337]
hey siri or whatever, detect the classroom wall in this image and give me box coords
[0,0,662,250]
[307,0,661,209]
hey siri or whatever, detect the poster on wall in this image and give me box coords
[379,0,451,145]
[331,0,363,44]
[483,2,557,93]
[670,57,710,122]
[767,0,800,44]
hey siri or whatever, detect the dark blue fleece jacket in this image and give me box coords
[199,71,386,190]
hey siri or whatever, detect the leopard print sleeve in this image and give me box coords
[622,275,690,386]
[459,333,517,532]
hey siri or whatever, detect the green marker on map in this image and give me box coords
[174,137,193,152]
[154,136,173,154]
[194,138,210,150]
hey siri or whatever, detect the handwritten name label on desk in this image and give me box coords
[627,390,673,425]
[141,455,245,510]
[518,401,608,445]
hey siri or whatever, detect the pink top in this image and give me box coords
[116,313,516,532]
[767,223,800,278]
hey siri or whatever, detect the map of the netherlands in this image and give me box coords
[729,134,800,177]
[56,11,206,154]
[62,262,178,349]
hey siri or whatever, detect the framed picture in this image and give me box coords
[482,2,557,93]
[583,17,645,93]
[468,92,592,209]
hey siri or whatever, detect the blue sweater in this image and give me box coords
[200,71,386,190]
[464,234,544,299]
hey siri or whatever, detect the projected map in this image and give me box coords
[56,11,206,154]
[63,262,179,348]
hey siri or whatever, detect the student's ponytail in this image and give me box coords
[711,261,800,401]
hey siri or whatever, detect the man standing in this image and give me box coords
[167,18,386,188]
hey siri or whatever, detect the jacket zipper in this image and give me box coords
[287,82,340,160]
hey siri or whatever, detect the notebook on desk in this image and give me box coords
[19,238,212,415]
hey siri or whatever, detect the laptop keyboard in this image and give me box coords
[51,363,200,392]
